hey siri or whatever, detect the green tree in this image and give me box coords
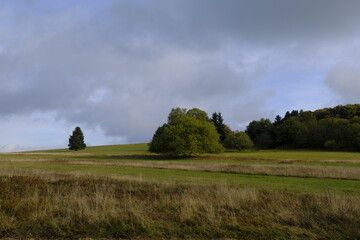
[187,108,209,122]
[246,118,274,149]
[149,108,224,156]
[68,126,86,151]
[353,133,360,151]
[211,112,227,142]
[276,117,309,147]
[223,131,254,151]
[331,119,353,148]
[274,115,282,127]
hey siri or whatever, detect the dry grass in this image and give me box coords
[0,170,359,239]
[5,158,358,180]
[1,152,360,180]
[92,160,360,180]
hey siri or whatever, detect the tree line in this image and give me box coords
[149,104,360,156]
[70,104,360,154]
[246,104,360,151]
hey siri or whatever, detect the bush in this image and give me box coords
[223,131,254,151]
[324,140,340,151]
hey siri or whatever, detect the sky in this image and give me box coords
[0,0,360,152]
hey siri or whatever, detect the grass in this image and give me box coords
[223,148,360,161]
[0,173,359,239]
[35,143,150,154]
[0,143,359,239]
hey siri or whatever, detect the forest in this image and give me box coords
[246,104,360,151]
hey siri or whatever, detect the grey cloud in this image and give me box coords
[1,1,360,143]
[325,63,360,104]
[106,0,360,49]
[229,89,277,128]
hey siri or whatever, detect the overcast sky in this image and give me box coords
[1,0,360,152]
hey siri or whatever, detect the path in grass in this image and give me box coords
[2,157,360,180]
[0,160,359,195]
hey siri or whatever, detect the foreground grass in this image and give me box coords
[0,173,359,239]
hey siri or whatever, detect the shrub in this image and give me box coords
[223,131,254,151]
[324,140,340,151]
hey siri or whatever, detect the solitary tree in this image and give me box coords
[149,108,224,156]
[68,126,86,151]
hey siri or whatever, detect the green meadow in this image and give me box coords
[1,143,360,194]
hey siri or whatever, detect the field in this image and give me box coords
[0,143,359,239]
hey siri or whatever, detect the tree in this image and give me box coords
[276,117,309,147]
[211,112,227,142]
[223,131,254,151]
[274,115,282,127]
[245,118,274,149]
[149,108,224,156]
[353,133,360,151]
[68,126,86,151]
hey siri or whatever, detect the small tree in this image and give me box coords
[68,126,86,151]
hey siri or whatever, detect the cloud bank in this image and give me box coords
[0,0,360,148]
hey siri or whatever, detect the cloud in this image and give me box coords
[325,63,360,104]
[0,143,21,152]
[1,0,360,145]
[0,143,41,152]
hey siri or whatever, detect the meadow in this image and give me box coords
[0,143,359,239]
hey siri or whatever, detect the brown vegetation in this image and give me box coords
[0,171,359,239]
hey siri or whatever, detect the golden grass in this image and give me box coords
[0,170,359,239]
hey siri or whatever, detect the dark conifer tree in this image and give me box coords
[211,112,226,142]
[284,111,291,121]
[274,115,282,126]
[68,126,86,151]
[290,110,299,117]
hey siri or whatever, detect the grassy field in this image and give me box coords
[0,143,359,239]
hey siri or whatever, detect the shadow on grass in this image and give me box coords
[76,154,193,161]
[74,153,269,162]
